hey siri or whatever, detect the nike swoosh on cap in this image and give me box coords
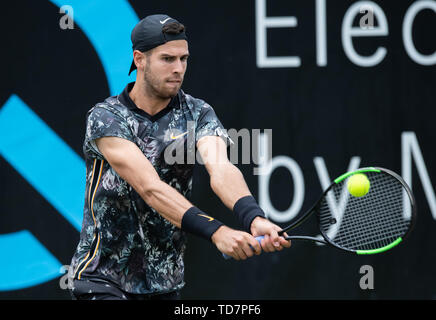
[160,17,171,24]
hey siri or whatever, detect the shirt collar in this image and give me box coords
[118,82,179,121]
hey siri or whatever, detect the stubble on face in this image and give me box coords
[142,52,184,100]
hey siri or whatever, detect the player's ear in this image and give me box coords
[133,50,147,71]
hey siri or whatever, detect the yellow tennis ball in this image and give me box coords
[347,173,370,197]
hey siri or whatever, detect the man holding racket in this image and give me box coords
[68,14,290,300]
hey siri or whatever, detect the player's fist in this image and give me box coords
[250,217,291,252]
[211,226,261,260]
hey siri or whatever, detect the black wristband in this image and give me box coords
[181,207,224,242]
[233,196,266,233]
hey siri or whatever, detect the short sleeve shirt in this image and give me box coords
[69,82,229,295]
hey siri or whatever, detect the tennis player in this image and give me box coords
[68,14,290,300]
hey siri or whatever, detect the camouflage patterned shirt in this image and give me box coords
[69,82,227,294]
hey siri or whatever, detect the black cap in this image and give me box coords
[128,14,188,75]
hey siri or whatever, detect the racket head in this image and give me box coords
[315,167,416,255]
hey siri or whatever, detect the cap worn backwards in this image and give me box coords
[128,14,188,75]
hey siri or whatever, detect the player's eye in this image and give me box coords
[163,56,174,62]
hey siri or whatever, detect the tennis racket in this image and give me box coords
[223,167,416,259]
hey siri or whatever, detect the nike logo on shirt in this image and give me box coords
[170,131,188,140]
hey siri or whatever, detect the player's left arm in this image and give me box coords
[197,136,290,252]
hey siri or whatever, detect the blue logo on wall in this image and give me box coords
[0,0,138,291]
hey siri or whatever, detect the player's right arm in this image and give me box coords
[95,136,260,260]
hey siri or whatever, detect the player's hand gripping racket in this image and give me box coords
[223,167,416,259]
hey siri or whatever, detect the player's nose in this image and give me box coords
[173,59,185,74]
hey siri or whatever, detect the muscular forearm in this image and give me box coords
[209,162,251,210]
[140,180,192,228]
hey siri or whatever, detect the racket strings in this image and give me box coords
[318,172,412,251]
[335,185,408,250]
[326,196,405,245]
[340,180,409,249]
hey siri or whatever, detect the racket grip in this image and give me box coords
[222,236,264,260]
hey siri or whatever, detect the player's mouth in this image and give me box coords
[166,79,182,88]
